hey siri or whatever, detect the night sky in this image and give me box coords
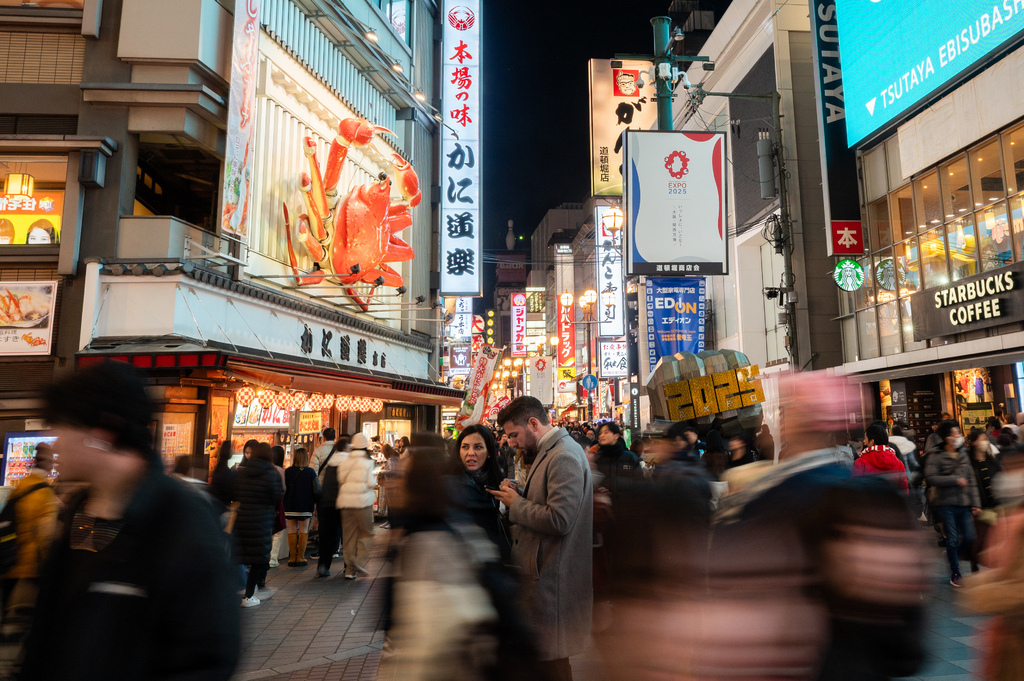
[480,0,680,291]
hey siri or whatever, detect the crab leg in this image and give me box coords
[388,154,422,207]
[298,216,326,262]
[381,235,414,263]
[302,138,330,220]
[284,204,327,286]
[384,204,412,234]
[299,173,328,241]
[324,118,396,193]
[344,287,371,313]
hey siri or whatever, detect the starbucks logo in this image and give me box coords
[833,259,865,292]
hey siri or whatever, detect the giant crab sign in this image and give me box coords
[284,117,421,311]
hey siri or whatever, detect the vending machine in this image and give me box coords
[2,431,57,487]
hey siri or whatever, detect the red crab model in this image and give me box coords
[285,117,421,311]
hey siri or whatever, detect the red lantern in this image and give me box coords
[336,395,350,411]
[289,392,307,410]
[308,393,324,411]
[373,399,384,412]
[275,392,291,410]
[257,390,275,409]
[322,394,336,410]
[236,385,256,407]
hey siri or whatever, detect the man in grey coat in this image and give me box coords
[490,396,593,681]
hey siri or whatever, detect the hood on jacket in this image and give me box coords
[857,445,905,473]
[888,436,917,457]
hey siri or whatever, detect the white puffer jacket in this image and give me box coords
[336,450,376,509]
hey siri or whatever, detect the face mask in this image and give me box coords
[994,471,1024,504]
[950,436,965,449]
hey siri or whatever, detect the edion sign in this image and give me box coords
[511,293,527,356]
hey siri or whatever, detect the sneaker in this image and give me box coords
[345,573,356,580]
[268,559,279,568]
[333,552,340,559]
[381,523,391,530]
[241,596,261,608]
[950,575,965,587]
[317,565,330,578]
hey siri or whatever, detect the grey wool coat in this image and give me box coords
[508,428,593,661]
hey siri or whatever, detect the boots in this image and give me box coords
[287,533,299,567]
[297,533,309,567]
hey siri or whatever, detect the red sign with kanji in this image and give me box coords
[829,220,864,256]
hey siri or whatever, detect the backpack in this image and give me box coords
[0,481,50,573]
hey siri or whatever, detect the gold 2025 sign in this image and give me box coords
[664,366,765,420]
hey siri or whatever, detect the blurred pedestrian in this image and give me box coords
[310,427,336,479]
[490,397,592,681]
[755,422,775,462]
[20,362,239,679]
[853,424,909,494]
[314,436,348,572]
[268,446,286,568]
[235,442,283,606]
[969,429,1001,572]
[336,433,375,579]
[450,425,511,562]
[925,420,981,587]
[284,448,320,568]
[727,432,758,468]
[593,422,642,498]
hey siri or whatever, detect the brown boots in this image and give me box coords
[287,533,299,566]
[296,532,308,567]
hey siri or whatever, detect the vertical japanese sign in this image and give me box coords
[810,1,864,256]
[440,1,482,296]
[220,0,260,239]
[558,297,575,369]
[625,131,728,275]
[594,205,625,337]
[527,356,553,406]
[511,292,527,356]
[589,59,659,197]
[644,277,706,374]
[599,341,628,378]
[449,343,472,375]
[448,296,472,339]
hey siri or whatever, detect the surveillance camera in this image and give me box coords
[703,61,715,72]
[610,60,623,69]
[764,287,780,300]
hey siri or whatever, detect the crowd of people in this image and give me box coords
[9,363,1024,680]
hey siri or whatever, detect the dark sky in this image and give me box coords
[480,0,679,272]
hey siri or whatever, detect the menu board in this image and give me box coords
[0,281,58,356]
[234,402,290,428]
[2,432,57,487]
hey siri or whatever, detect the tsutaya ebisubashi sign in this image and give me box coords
[835,0,1024,145]
[440,0,482,296]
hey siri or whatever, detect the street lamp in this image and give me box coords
[604,205,624,235]
[559,292,574,308]
[502,358,512,368]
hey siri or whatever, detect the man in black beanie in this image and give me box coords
[19,361,239,680]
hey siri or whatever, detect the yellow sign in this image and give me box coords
[297,411,322,434]
[557,366,576,381]
[664,365,765,420]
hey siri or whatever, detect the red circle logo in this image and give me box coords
[664,150,690,179]
[448,6,475,31]
[512,293,526,306]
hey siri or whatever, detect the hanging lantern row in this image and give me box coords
[235,386,383,414]
[336,396,384,412]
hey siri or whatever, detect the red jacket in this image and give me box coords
[852,445,908,494]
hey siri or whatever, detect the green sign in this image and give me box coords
[833,259,865,292]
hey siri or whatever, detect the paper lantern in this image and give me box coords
[336,395,351,411]
[257,390,276,409]
[322,394,336,410]
[236,385,256,407]
[289,392,307,410]
[308,393,324,410]
[372,399,383,411]
[275,392,291,410]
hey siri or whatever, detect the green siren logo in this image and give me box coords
[833,258,865,292]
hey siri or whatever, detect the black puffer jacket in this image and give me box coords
[594,440,643,498]
[283,465,319,514]
[448,472,512,563]
[233,458,283,565]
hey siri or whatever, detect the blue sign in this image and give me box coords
[644,277,706,374]
[580,374,598,391]
[836,0,1024,145]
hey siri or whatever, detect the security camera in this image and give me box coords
[764,287,780,300]
[703,61,715,72]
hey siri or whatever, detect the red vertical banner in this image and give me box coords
[220,0,260,238]
[558,298,575,369]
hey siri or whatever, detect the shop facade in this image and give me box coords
[831,12,1024,433]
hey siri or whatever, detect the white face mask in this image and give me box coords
[994,471,1024,504]
[950,436,965,449]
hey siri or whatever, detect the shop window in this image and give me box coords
[842,316,859,363]
[946,218,978,281]
[970,139,1004,209]
[135,143,220,231]
[0,156,67,246]
[878,301,901,356]
[886,136,905,190]
[854,257,875,310]
[975,202,1012,271]
[920,227,949,288]
[838,286,855,316]
[914,171,942,232]
[894,238,919,295]
[868,197,892,250]
[1010,193,1024,263]
[874,248,897,303]
[857,308,880,360]
[379,0,410,43]
[1001,124,1024,194]
[940,156,971,221]
[890,185,915,241]
[899,298,917,348]
[864,146,888,202]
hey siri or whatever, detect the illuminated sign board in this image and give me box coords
[0,191,63,245]
[836,0,1024,145]
[511,293,527,356]
[594,205,625,337]
[558,297,575,368]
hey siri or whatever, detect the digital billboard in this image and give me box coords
[836,0,1024,146]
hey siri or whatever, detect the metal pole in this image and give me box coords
[651,16,674,131]
[772,91,799,368]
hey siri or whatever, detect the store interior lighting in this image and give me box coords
[3,171,33,198]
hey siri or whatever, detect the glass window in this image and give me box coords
[890,185,915,241]
[838,287,855,316]
[874,248,897,303]
[886,136,905,190]
[878,301,901,356]
[900,298,916,348]
[1002,124,1024,195]
[854,257,875,310]
[0,156,67,246]
[920,227,948,288]
[864,146,888,202]
[1011,193,1024,263]
[976,202,1012,271]
[970,139,1005,208]
[842,316,859,362]
[914,172,942,232]
[940,156,971,221]
[378,0,409,43]
[868,197,892,251]
[858,309,880,360]
[894,238,919,295]
[947,218,978,281]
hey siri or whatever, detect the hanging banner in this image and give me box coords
[625,130,728,276]
[0,281,57,356]
[599,341,628,378]
[440,0,482,296]
[511,292,527,356]
[589,59,659,197]
[527,356,553,405]
[557,366,576,394]
[455,344,500,431]
[594,205,625,337]
[220,0,260,239]
[557,296,575,368]
[645,277,706,374]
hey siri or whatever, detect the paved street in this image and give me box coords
[231,528,991,681]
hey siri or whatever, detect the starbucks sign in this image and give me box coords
[833,259,864,292]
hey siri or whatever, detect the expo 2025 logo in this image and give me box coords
[664,150,689,179]
[448,6,475,31]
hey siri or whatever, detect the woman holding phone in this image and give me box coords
[450,425,511,562]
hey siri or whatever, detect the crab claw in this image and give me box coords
[337,117,395,148]
[389,154,422,207]
[300,173,328,241]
